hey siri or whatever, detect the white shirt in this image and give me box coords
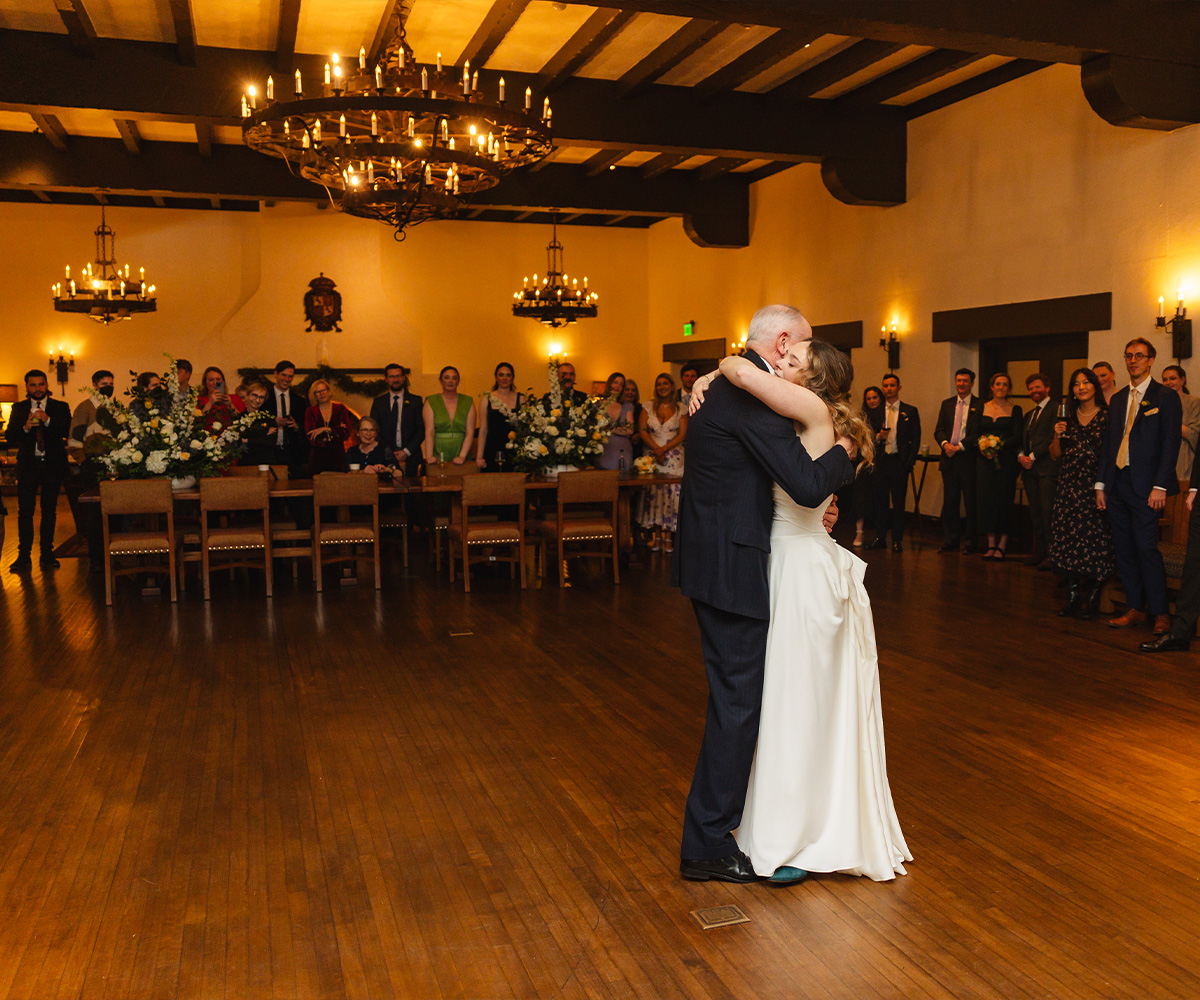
[31,397,45,456]
[885,400,900,454]
[1097,377,1161,490]
[389,391,406,448]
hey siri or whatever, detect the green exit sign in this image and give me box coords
[683,320,695,337]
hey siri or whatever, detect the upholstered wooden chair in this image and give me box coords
[447,472,527,592]
[420,461,483,571]
[535,469,620,587]
[99,478,179,606]
[198,476,272,600]
[312,473,381,591]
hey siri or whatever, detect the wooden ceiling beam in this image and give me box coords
[695,156,747,180]
[115,118,142,155]
[905,59,1048,119]
[30,112,69,152]
[35,189,53,203]
[457,0,529,68]
[616,18,724,99]
[538,8,635,92]
[367,0,401,66]
[169,0,197,67]
[640,153,688,179]
[195,121,212,157]
[768,39,907,101]
[583,149,626,176]
[152,195,166,207]
[54,0,98,57]
[528,146,564,172]
[694,26,827,97]
[276,0,302,71]
[603,214,632,226]
[837,48,987,105]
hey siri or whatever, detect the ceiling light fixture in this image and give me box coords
[51,208,157,324]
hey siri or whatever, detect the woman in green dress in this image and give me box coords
[422,365,477,466]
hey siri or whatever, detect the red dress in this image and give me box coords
[197,393,246,434]
[305,402,355,474]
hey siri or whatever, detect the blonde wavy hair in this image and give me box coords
[793,340,876,468]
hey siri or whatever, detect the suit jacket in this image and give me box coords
[6,396,72,476]
[881,401,921,470]
[1021,400,1059,470]
[933,394,982,469]
[1097,378,1182,498]
[261,385,310,470]
[671,349,855,620]
[369,390,425,476]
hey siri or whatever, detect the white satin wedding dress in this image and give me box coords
[734,485,911,881]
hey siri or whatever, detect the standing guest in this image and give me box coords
[848,385,884,548]
[346,416,398,473]
[475,362,523,471]
[173,359,193,406]
[1140,465,1200,652]
[1048,368,1114,619]
[1017,372,1058,567]
[1097,337,1182,635]
[622,379,643,460]
[304,379,355,474]
[679,363,700,409]
[5,370,71,571]
[237,381,276,466]
[976,373,1023,561]
[868,373,920,552]
[369,363,424,477]
[597,371,635,471]
[130,371,164,420]
[423,366,477,466]
[542,361,588,408]
[1093,361,1117,405]
[68,369,116,454]
[638,373,688,552]
[261,360,309,475]
[68,369,118,569]
[1160,364,1200,482]
[934,368,982,553]
[198,366,246,435]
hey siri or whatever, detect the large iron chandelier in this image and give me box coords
[51,208,157,324]
[512,216,598,328]
[240,20,553,239]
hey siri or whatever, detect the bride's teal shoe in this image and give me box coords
[768,866,808,885]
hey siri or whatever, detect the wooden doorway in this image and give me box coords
[978,333,1090,403]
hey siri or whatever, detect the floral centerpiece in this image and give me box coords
[506,360,614,473]
[978,433,1004,469]
[87,355,265,482]
[633,454,657,475]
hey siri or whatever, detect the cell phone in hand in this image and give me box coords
[215,379,225,394]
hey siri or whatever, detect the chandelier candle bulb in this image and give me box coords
[436,51,442,72]
[70,280,75,295]
[65,265,70,279]
[333,64,342,89]
[371,112,378,135]
[241,94,250,117]
[499,77,505,101]
[295,68,302,94]
[375,64,383,89]
[472,70,478,92]
[248,85,256,109]
[425,164,432,184]
[463,68,470,96]
[283,119,290,135]
[421,66,428,91]
[359,46,366,70]
[313,120,321,141]
[525,86,532,109]
[267,76,274,100]
[1160,296,1165,317]
[398,47,405,70]
[324,62,331,85]
[339,114,346,136]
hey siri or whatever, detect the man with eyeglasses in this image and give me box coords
[1095,337,1181,635]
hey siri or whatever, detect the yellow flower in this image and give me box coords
[194,407,203,417]
[592,432,601,440]
[508,430,517,440]
[538,445,549,455]
[550,408,562,417]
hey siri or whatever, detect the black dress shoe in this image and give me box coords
[867,538,887,550]
[1139,633,1190,653]
[40,555,60,570]
[891,542,903,552]
[9,555,32,573]
[680,850,763,883]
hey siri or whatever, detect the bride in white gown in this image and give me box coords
[708,341,911,882]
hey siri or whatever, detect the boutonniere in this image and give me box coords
[1140,399,1150,408]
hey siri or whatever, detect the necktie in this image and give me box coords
[1024,406,1037,451]
[1116,390,1138,469]
[277,390,287,445]
[391,395,401,447]
[950,398,965,446]
[34,401,45,454]
[887,404,898,454]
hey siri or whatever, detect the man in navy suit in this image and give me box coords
[868,372,921,552]
[369,362,424,477]
[933,369,982,552]
[5,369,72,572]
[1096,337,1182,635]
[672,304,855,885]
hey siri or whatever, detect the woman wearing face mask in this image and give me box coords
[423,366,477,466]
[1047,367,1115,619]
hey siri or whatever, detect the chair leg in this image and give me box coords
[314,538,323,592]
[104,549,113,606]
[168,545,178,603]
[462,543,470,593]
[611,532,620,585]
[402,525,409,569]
[518,539,526,590]
[558,536,566,587]
[202,545,211,601]
[448,537,456,582]
[374,537,381,590]
[265,547,274,598]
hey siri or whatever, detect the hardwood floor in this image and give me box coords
[2,503,1200,998]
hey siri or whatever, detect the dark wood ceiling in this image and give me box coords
[0,0,1195,247]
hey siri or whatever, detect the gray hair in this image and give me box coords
[745,304,811,347]
[357,416,380,433]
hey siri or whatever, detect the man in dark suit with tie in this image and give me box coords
[1017,373,1059,567]
[868,373,921,552]
[934,369,982,553]
[369,363,424,477]
[1096,337,1181,635]
[541,361,588,409]
[261,360,309,475]
[1140,464,1200,652]
[672,304,855,885]
[5,369,72,572]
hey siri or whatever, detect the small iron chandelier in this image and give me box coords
[51,208,157,324]
[512,216,598,328]
[240,16,553,240]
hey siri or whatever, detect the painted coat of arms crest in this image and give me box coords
[304,273,343,332]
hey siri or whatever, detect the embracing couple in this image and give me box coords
[671,304,911,886]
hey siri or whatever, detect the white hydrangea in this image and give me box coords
[145,451,168,474]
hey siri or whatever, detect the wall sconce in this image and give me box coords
[880,322,901,370]
[547,344,568,366]
[1157,292,1191,359]
[48,347,76,393]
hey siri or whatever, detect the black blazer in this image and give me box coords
[933,394,982,468]
[1097,379,1182,498]
[5,396,72,475]
[1021,400,1058,468]
[671,349,855,620]
[881,401,921,470]
[369,390,425,476]
[261,386,310,470]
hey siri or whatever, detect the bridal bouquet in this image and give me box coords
[977,433,1004,468]
[506,360,613,473]
[87,355,264,480]
[633,455,657,475]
